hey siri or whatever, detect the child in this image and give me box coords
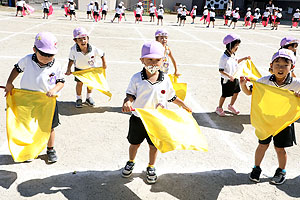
[292,8,299,28]
[216,33,250,116]
[177,4,183,23]
[240,49,298,185]
[16,0,25,17]
[250,8,260,29]
[42,0,51,19]
[272,8,282,30]
[65,27,107,108]
[155,29,180,76]
[87,1,93,20]
[135,2,143,24]
[262,8,270,27]
[149,3,156,22]
[93,1,100,22]
[179,5,187,26]
[191,5,197,24]
[224,8,231,26]
[203,5,208,24]
[228,7,240,29]
[280,37,299,77]
[157,4,164,26]
[111,3,122,23]
[69,1,77,21]
[207,7,216,28]
[101,1,108,20]
[121,41,191,184]
[121,2,127,21]
[244,7,251,27]
[5,32,64,163]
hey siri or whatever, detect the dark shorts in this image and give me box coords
[259,124,296,148]
[23,6,27,11]
[70,10,75,15]
[135,14,141,18]
[87,11,91,14]
[204,15,207,19]
[43,8,49,13]
[17,6,23,11]
[158,15,163,19]
[74,67,83,82]
[246,17,250,21]
[150,13,154,17]
[232,17,238,22]
[221,78,241,97]
[177,14,182,18]
[252,18,258,23]
[192,16,196,19]
[262,17,268,21]
[210,17,215,21]
[52,101,60,129]
[225,16,230,20]
[93,11,99,17]
[127,115,154,146]
[180,15,186,20]
[102,10,107,15]
[115,13,120,18]
[122,13,125,16]
[293,18,299,22]
[275,18,280,22]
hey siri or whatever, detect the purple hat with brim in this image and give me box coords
[34,32,58,55]
[141,41,164,58]
[73,27,89,39]
[223,33,240,45]
[280,36,299,47]
[271,49,296,65]
[155,29,168,37]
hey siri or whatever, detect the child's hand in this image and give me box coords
[4,83,14,97]
[156,103,165,109]
[239,76,248,85]
[102,64,107,69]
[122,101,133,112]
[46,89,56,97]
[174,72,181,77]
[65,70,72,76]
[295,91,300,97]
[246,56,251,60]
[182,104,192,113]
[229,75,235,82]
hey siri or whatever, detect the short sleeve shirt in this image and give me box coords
[69,44,104,69]
[210,11,216,18]
[157,9,164,16]
[150,7,156,13]
[257,74,300,90]
[232,11,239,18]
[177,8,182,14]
[294,13,300,18]
[219,51,238,80]
[203,9,208,15]
[136,7,142,14]
[126,68,176,117]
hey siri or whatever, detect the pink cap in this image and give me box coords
[155,29,168,37]
[223,33,240,45]
[280,36,299,47]
[73,27,88,39]
[34,32,58,54]
[141,41,164,58]
[271,49,296,65]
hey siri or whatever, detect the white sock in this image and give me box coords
[76,95,82,100]
[87,93,92,99]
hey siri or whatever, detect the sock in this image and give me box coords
[282,169,286,173]
[129,160,135,163]
[76,95,82,100]
[47,147,54,150]
[87,93,92,99]
[148,164,155,168]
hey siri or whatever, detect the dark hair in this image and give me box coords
[95,2,99,10]
[226,39,241,51]
[281,43,298,56]
[34,46,54,57]
[70,2,74,5]
[272,57,293,66]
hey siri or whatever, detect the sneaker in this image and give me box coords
[122,161,135,178]
[270,168,286,185]
[85,97,95,107]
[75,99,83,108]
[47,149,58,163]
[228,104,240,115]
[216,107,225,117]
[249,166,262,183]
[146,167,157,184]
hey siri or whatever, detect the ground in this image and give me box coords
[0,6,300,200]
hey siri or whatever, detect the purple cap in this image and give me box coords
[271,49,296,65]
[223,33,240,45]
[155,29,168,37]
[34,32,58,54]
[141,41,164,58]
[280,36,299,47]
[73,27,88,39]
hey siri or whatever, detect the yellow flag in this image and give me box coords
[135,108,208,153]
[72,67,112,98]
[234,59,262,81]
[6,89,56,162]
[168,74,187,101]
[251,81,300,140]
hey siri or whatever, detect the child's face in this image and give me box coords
[270,58,292,80]
[231,43,240,53]
[74,36,88,48]
[33,48,55,65]
[287,43,298,53]
[156,36,168,46]
[140,57,163,74]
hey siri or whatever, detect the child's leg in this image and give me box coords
[149,144,158,165]
[274,147,287,169]
[229,93,238,106]
[47,128,55,147]
[76,82,83,97]
[254,143,269,166]
[218,96,226,108]
[129,144,140,161]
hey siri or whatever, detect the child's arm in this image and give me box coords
[168,49,180,76]
[101,56,107,69]
[219,69,235,81]
[238,56,251,64]
[5,68,20,97]
[65,59,74,75]
[46,82,64,97]
[239,76,252,95]
[172,97,192,112]
[122,94,135,112]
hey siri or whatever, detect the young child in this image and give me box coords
[250,8,261,29]
[244,7,252,27]
[292,8,299,28]
[120,2,127,21]
[272,8,282,30]
[93,1,100,22]
[86,1,93,20]
[157,4,164,26]
[280,37,298,77]
[121,41,191,184]
[191,5,197,24]
[16,0,25,17]
[179,5,187,26]
[262,8,271,27]
[135,2,143,24]
[149,3,156,22]
[5,32,64,163]
[69,1,77,21]
[228,7,240,29]
[65,27,107,108]
[155,29,180,76]
[224,8,231,26]
[203,5,208,24]
[240,49,298,185]
[42,0,51,19]
[216,33,250,116]
[101,1,108,20]
[207,7,216,28]
[111,3,122,23]
[177,4,183,23]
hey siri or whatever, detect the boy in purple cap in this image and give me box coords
[5,32,64,163]
[240,49,299,185]
[66,27,107,108]
[216,33,250,116]
[121,41,191,184]
[279,36,298,77]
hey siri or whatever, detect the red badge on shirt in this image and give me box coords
[161,90,165,94]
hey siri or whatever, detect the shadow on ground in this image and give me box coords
[0,170,17,189]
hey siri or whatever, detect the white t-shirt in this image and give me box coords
[232,11,239,18]
[246,11,251,17]
[157,8,164,16]
[126,69,176,117]
[263,11,270,17]
[69,44,105,70]
[150,6,156,13]
[177,8,182,14]
[136,7,142,14]
[254,13,261,19]
[276,13,282,18]
[42,2,51,9]
[181,10,187,16]
[219,52,238,81]
[102,4,108,11]
[293,13,300,18]
[257,74,300,90]
[93,5,99,12]
[192,9,196,16]
[16,0,25,7]
[116,7,122,14]
[203,9,208,15]
[121,6,126,13]
[225,10,232,16]
[16,54,64,94]
[210,11,215,18]
[87,4,93,11]
[69,4,75,11]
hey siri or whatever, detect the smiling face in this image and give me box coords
[287,43,298,53]
[156,36,168,47]
[140,57,163,74]
[270,57,292,81]
[74,36,89,49]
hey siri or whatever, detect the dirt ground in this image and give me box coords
[0,6,300,200]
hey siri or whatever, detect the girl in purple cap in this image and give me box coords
[279,37,298,77]
[216,33,250,116]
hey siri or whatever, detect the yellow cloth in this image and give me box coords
[168,74,187,101]
[135,108,208,153]
[6,89,56,162]
[233,59,262,81]
[72,67,112,98]
[251,81,300,140]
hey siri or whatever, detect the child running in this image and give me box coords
[228,7,240,29]
[292,9,299,28]
[149,3,156,22]
[250,8,260,29]
[86,1,93,20]
[203,5,208,24]
[120,2,127,21]
[207,7,216,28]
[216,33,251,116]
[5,32,64,163]
[179,5,187,26]
[135,2,143,24]
[16,0,25,17]
[262,8,271,27]
[111,3,122,23]
[65,27,107,108]
[121,41,191,184]
[101,1,108,20]
[42,0,51,19]
[280,36,299,77]
[177,4,183,23]
[240,49,298,185]
[93,1,100,22]
[244,7,252,27]
[69,1,77,21]
[224,8,231,26]
[191,5,197,24]
[272,8,282,30]
[157,4,164,26]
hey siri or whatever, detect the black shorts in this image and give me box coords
[158,15,163,19]
[74,67,83,82]
[135,14,141,18]
[180,15,186,20]
[23,6,27,11]
[70,10,75,15]
[102,10,107,15]
[262,17,268,21]
[127,115,154,146]
[221,78,241,97]
[275,18,281,22]
[115,13,120,18]
[17,6,23,11]
[204,15,207,19]
[225,16,230,20]
[232,17,238,22]
[122,13,125,16]
[252,18,258,23]
[87,11,91,14]
[293,18,299,22]
[210,17,215,22]
[93,11,99,17]
[259,124,296,148]
[150,13,154,17]
[43,8,49,13]
[246,17,250,21]
[52,101,60,129]
[177,14,182,18]
[192,16,196,19]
